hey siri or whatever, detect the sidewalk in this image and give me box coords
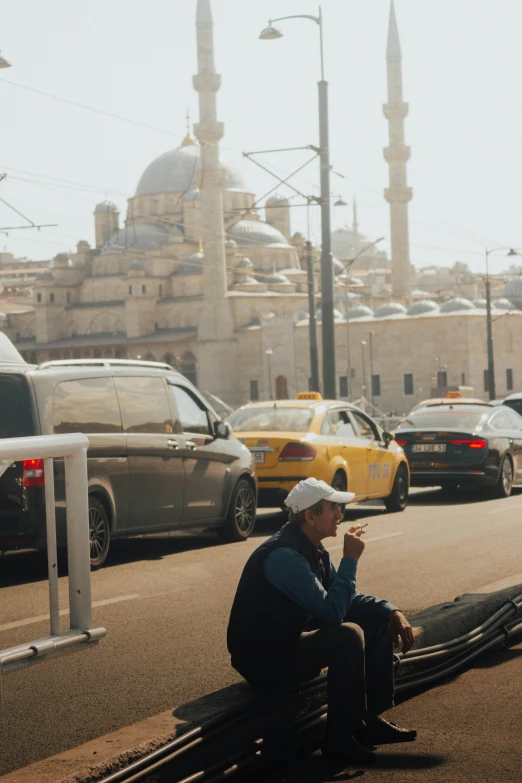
[264,641,522,783]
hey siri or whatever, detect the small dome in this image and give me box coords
[333,258,345,276]
[77,240,90,249]
[175,251,203,276]
[407,300,440,316]
[374,302,407,318]
[347,305,374,320]
[228,219,290,248]
[236,257,253,269]
[101,222,177,255]
[295,310,310,321]
[95,200,118,214]
[292,232,303,239]
[340,275,363,287]
[503,278,522,309]
[266,193,289,206]
[265,272,290,284]
[440,297,475,313]
[36,271,53,280]
[494,298,513,310]
[472,298,488,310]
[316,308,345,322]
[225,238,237,248]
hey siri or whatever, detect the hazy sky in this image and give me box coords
[1,0,522,274]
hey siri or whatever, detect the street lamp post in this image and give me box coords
[260,7,336,399]
[484,247,521,401]
[265,348,273,400]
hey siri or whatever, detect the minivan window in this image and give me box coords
[170,385,210,435]
[114,376,173,434]
[53,377,122,434]
[0,377,25,437]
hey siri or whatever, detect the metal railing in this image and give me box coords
[0,433,106,701]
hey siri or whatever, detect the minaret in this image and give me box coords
[383,0,412,301]
[193,0,236,397]
[352,197,359,239]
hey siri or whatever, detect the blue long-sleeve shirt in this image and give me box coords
[264,547,398,627]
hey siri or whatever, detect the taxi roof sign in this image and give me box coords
[446,391,462,399]
[295,392,323,401]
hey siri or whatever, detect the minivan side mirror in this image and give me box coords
[382,431,395,448]
[213,420,229,439]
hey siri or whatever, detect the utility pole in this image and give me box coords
[369,330,375,411]
[306,240,320,392]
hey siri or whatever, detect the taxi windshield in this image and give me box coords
[397,410,488,430]
[228,406,313,433]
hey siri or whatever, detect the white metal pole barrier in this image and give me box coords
[0,434,106,702]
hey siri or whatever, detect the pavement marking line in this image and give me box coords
[329,531,404,551]
[0,593,140,633]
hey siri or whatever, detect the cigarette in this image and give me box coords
[357,523,368,530]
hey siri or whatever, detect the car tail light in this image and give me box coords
[22,458,45,487]
[279,443,317,462]
[450,439,487,449]
[395,438,408,446]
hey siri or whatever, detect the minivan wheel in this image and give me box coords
[219,479,257,542]
[89,497,111,569]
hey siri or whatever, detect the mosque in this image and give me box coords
[4,0,522,413]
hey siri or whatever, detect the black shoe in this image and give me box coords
[363,714,417,745]
[322,733,376,764]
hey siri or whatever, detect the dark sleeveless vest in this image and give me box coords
[227,523,331,682]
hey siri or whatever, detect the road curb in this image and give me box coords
[3,584,521,783]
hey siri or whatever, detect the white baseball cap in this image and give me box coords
[284,477,355,514]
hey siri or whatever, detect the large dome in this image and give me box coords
[227,219,290,248]
[101,222,178,255]
[503,278,522,309]
[135,143,248,197]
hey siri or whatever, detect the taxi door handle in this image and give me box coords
[167,440,180,450]
[185,440,198,450]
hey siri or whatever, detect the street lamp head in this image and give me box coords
[259,24,283,40]
[361,340,367,346]
[507,248,520,257]
[265,348,273,356]
[0,52,11,69]
[334,197,348,207]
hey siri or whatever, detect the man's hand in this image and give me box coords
[389,610,414,654]
[343,526,366,561]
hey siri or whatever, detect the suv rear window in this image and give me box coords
[228,407,313,433]
[0,375,32,437]
[53,377,122,433]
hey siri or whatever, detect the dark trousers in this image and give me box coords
[287,612,394,745]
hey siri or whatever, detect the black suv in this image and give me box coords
[0,359,257,567]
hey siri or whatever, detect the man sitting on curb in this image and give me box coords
[227,477,416,764]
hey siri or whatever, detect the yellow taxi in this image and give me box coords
[227,393,409,513]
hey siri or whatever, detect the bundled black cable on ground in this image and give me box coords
[98,594,522,783]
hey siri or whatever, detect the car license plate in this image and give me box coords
[413,444,446,453]
[252,451,265,464]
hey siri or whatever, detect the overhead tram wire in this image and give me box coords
[1,78,500,252]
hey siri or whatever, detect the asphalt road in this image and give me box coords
[1,487,522,776]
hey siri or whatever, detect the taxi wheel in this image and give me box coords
[332,471,348,517]
[384,465,409,513]
[219,479,257,542]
